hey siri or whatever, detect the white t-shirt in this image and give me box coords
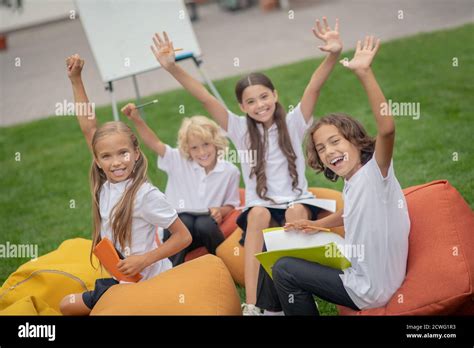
[157,145,241,211]
[99,179,177,280]
[340,155,410,309]
[226,103,313,207]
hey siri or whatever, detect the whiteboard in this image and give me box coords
[75,0,202,82]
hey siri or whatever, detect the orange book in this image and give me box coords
[93,238,143,283]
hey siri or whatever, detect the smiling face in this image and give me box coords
[313,124,362,180]
[239,84,278,128]
[94,132,140,183]
[187,134,217,173]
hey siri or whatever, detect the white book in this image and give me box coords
[255,227,352,278]
[263,228,347,254]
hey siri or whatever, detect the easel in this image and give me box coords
[105,52,226,121]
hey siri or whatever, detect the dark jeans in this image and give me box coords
[269,257,359,315]
[163,212,225,266]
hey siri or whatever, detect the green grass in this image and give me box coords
[1,24,473,315]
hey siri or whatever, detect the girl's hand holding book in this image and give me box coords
[117,254,149,277]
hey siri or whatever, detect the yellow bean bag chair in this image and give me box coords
[216,187,345,287]
[0,238,107,315]
[91,254,241,315]
[1,239,241,316]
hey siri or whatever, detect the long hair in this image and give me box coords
[177,115,228,159]
[89,121,148,265]
[235,72,300,202]
[306,113,375,182]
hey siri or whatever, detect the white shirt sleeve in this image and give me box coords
[157,144,182,173]
[141,188,178,229]
[286,102,314,140]
[365,153,396,201]
[367,153,395,182]
[225,110,247,148]
[222,167,241,208]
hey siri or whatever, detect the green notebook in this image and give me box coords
[255,228,352,279]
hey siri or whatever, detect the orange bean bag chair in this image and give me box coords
[91,254,241,315]
[216,187,346,287]
[184,189,245,262]
[338,180,474,315]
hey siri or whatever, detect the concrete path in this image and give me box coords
[0,0,472,126]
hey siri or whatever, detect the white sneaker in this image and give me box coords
[241,303,262,316]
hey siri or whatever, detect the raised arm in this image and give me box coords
[150,32,229,130]
[341,36,394,177]
[121,103,167,157]
[300,17,342,121]
[66,54,97,150]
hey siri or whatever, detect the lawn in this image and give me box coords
[1,24,473,315]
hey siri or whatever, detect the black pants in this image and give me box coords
[163,212,225,266]
[269,257,359,315]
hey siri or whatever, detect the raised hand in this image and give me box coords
[340,35,380,75]
[312,17,342,54]
[150,31,176,70]
[121,103,141,121]
[66,54,84,81]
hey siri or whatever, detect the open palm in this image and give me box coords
[341,36,380,73]
[150,32,176,70]
[312,17,342,53]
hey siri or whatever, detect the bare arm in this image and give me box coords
[357,69,394,177]
[66,54,97,150]
[284,208,344,233]
[121,103,167,157]
[143,218,192,266]
[150,32,229,130]
[117,218,192,277]
[301,17,342,121]
[312,208,344,229]
[342,36,394,177]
